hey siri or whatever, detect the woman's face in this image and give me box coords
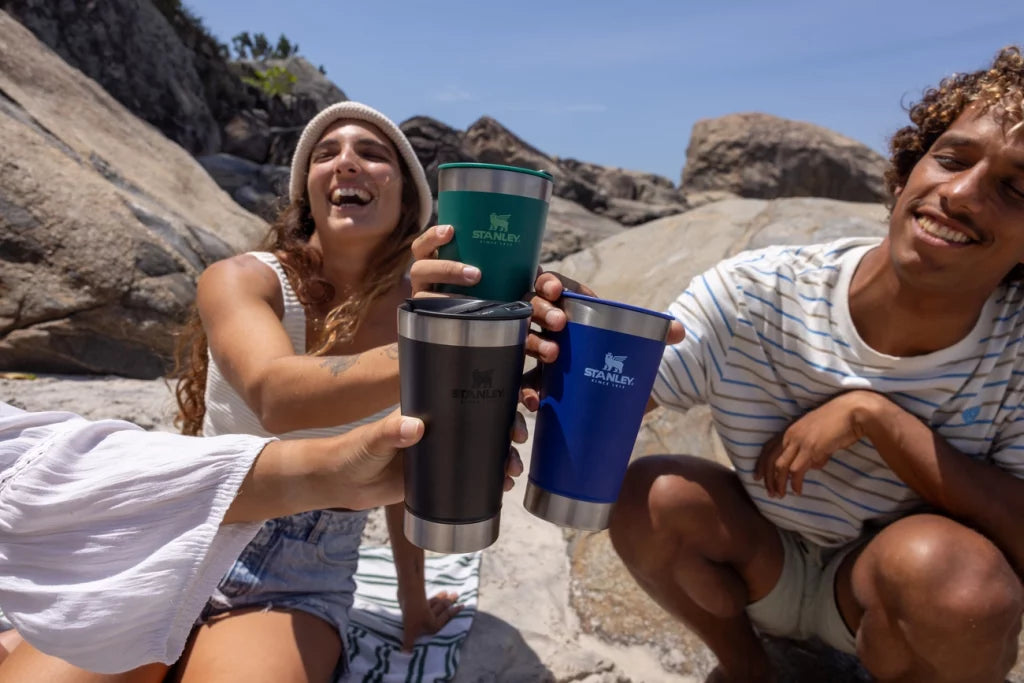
[305,119,404,247]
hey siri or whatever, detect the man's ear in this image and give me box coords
[893,185,903,197]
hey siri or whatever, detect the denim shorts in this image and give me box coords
[200,509,369,640]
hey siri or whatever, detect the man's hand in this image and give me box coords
[522,271,683,412]
[409,225,480,296]
[754,391,882,498]
[503,411,527,489]
[399,590,463,651]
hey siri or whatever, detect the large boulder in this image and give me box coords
[0,11,266,377]
[464,116,609,213]
[681,113,889,204]
[2,0,223,155]
[559,159,685,204]
[229,56,349,165]
[558,159,688,227]
[197,154,289,221]
[262,56,346,111]
[542,197,624,263]
[400,115,477,197]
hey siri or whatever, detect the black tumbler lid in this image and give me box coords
[401,298,533,320]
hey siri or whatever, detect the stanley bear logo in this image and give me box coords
[603,353,626,373]
[585,352,635,388]
[452,368,503,402]
[489,213,511,231]
[473,212,520,244]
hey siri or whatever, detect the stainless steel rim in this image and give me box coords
[522,483,614,531]
[563,296,671,341]
[439,166,553,201]
[398,308,530,347]
[404,511,500,553]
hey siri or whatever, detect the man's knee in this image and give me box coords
[859,515,1023,650]
[610,455,743,566]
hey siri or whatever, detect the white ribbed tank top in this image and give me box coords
[202,251,393,440]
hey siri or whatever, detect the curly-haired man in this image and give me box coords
[529,46,1024,682]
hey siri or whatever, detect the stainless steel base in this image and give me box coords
[523,483,614,530]
[404,511,500,554]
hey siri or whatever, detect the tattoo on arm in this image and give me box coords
[383,343,399,360]
[319,355,359,377]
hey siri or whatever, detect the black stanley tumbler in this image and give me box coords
[398,298,532,553]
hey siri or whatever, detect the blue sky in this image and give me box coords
[185,0,1022,182]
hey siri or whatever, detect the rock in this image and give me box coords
[0,11,266,377]
[3,0,222,155]
[464,116,608,214]
[197,154,288,220]
[558,158,684,207]
[600,198,687,227]
[0,374,177,431]
[230,57,348,166]
[221,109,272,163]
[542,197,624,264]
[681,113,889,204]
[682,189,740,210]
[400,115,477,196]
[263,56,346,111]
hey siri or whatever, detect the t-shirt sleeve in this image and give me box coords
[652,262,741,412]
[0,417,273,673]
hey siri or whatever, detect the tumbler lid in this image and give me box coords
[398,298,533,347]
[438,162,553,181]
[401,298,532,320]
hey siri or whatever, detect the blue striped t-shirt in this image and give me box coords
[652,237,1024,546]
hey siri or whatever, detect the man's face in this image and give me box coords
[888,105,1024,296]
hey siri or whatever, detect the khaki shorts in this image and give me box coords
[745,528,860,654]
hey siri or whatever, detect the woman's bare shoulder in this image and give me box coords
[198,254,284,312]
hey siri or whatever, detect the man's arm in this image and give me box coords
[855,393,1024,574]
[756,390,1024,574]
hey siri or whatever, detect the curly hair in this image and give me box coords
[886,45,1024,199]
[172,156,422,436]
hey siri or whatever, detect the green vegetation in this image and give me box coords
[242,64,298,97]
[149,2,326,97]
[231,31,300,61]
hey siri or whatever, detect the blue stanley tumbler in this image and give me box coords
[525,291,674,530]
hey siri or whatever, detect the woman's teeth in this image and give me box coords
[918,215,971,244]
[330,187,372,206]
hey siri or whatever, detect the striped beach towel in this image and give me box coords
[340,547,481,683]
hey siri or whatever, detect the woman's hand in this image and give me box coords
[409,225,480,296]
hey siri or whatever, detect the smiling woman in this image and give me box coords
[164,102,452,682]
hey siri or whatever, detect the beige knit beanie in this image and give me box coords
[288,101,433,230]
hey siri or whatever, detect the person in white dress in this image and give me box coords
[0,401,423,676]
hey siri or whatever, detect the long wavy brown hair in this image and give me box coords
[173,149,422,435]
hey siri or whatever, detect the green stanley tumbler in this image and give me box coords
[436,162,554,301]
